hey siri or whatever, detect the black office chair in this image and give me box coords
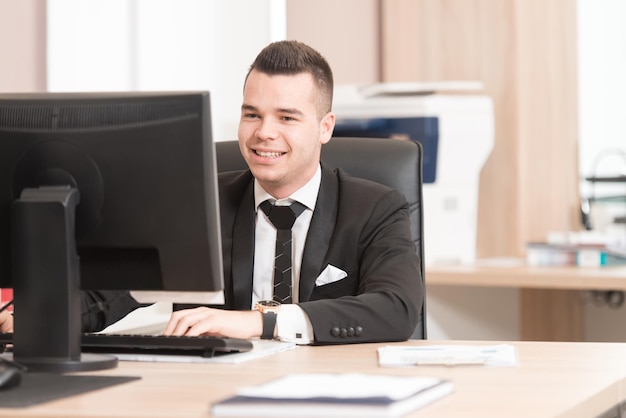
[215,137,426,339]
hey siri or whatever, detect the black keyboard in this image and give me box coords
[0,333,253,358]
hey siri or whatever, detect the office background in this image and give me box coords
[1,0,625,342]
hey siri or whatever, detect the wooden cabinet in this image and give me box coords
[381,0,583,340]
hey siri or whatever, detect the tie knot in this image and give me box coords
[260,200,306,230]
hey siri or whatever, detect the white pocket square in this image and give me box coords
[315,265,348,286]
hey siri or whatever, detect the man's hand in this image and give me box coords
[0,310,13,333]
[162,307,263,340]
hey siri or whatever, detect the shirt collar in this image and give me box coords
[254,164,321,211]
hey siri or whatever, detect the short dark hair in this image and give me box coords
[245,40,334,116]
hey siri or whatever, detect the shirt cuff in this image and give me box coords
[276,304,314,345]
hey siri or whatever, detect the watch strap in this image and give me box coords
[260,311,277,340]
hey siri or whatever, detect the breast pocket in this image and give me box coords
[310,273,359,300]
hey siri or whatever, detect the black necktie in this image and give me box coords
[259,200,307,304]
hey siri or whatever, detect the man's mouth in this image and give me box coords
[254,150,285,158]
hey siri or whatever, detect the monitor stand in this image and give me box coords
[12,186,117,372]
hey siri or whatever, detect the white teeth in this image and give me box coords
[256,150,283,158]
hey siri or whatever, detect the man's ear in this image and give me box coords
[319,112,335,144]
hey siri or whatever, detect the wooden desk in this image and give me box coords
[0,340,625,418]
[426,264,626,341]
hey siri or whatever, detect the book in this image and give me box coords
[526,242,626,267]
[526,242,578,266]
[211,373,454,417]
[576,248,626,267]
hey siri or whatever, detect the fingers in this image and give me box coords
[161,308,263,340]
[0,311,13,333]
[162,307,218,337]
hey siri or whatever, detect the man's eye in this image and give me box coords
[243,113,259,119]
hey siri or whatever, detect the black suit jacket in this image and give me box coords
[219,163,423,344]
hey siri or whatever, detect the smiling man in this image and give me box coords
[163,40,423,345]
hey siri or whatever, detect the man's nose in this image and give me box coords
[255,118,279,140]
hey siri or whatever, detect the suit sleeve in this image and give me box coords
[80,290,142,332]
[299,187,423,344]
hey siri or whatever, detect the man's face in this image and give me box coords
[238,69,335,199]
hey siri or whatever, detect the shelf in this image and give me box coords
[588,195,626,203]
[585,175,626,183]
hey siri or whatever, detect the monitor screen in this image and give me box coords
[0,91,224,305]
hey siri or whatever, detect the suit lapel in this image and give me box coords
[231,181,255,310]
[298,164,338,302]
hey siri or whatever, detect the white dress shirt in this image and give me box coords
[252,165,321,344]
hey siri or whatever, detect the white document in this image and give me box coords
[378,344,518,367]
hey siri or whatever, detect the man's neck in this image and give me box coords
[254,165,321,209]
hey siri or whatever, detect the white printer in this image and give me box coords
[332,82,494,266]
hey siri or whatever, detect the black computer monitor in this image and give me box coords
[0,91,224,371]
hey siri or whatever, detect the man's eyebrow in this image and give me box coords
[241,104,305,116]
[276,107,304,116]
[241,104,257,112]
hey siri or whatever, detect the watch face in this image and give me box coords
[255,300,281,313]
[258,300,280,308]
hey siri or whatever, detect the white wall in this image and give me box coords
[46,0,286,142]
[577,0,626,342]
[577,0,626,234]
[577,0,626,185]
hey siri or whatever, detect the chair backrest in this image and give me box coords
[215,137,426,339]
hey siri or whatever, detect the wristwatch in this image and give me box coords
[254,300,281,340]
